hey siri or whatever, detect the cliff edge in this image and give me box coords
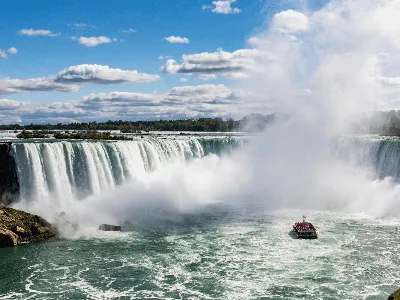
[0,143,19,205]
[0,205,57,248]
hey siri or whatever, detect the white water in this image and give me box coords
[9,137,245,218]
[11,139,206,203]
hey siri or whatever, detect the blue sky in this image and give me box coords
[0,0,331,123]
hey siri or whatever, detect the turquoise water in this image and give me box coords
[1,210,399,299]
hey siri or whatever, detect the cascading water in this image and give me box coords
[10,137,243,205]
[334,136,400,180]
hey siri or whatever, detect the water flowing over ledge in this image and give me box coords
[9,137,243,204]
[4,134,400,207]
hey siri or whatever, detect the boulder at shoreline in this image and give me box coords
[0,205,57,248]
[98,224,122,231]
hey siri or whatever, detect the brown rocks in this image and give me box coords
[0,228,19,247]
[0,206,57,248]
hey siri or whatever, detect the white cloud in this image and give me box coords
[55,64,160,84]
[180,78,189,82]
[159,55,172,60]
[121,28,136,33]
[7,47,17,55]
[0,84,261,123]
[202,0,241,14]
[18,29,59,37]
[198,74,217,81]
[164,36,190,44]
[273,10,309,33]
[76,36,112,47]
[69,23,96,30]
[0,47,18,59]
[0,64,160,94]
[161,48,260,78]
[0,78,80,94]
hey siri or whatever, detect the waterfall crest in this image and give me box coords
[11,137,241,204]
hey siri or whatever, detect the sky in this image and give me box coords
[0,0,342,124]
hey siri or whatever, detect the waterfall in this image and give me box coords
[11,137,242,204]
[334,136,400,180]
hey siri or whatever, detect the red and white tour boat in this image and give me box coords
[292,216,318,239]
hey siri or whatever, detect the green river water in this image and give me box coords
[0,210,399,300]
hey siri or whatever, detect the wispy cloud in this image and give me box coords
[159,55,172,60]
[18,28,59,37]
[202,0,241,14]
[121,28,136,34]
[0,47,18,59]
[164,36,190,44]
[198,74,217,81]
[69,23,97,30]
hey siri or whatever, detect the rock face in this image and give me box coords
[0,143,19,206]
[98,224,122,231]
[0,206,57,248]
[389,288,400,300]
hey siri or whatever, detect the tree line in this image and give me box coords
[0,114,275,133]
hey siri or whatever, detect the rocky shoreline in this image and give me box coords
[0,205,57,248]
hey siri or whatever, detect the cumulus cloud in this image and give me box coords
[0,64,160,94]
[180,78,189,82]
[202,0,241,14]
[54,64,160,84]
[75,36,112,47]
[0,50,6,59]
[0,98,85,125]
[7,47,17,55]
[0,84,263,124]
[161,48,260,78]
[272,10,309,33]
[18,29,59,37]
[164,36,190,44]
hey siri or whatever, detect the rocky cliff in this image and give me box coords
[0,205,57,248]
[0,143,19,205]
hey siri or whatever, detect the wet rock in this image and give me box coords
[98,224,122,231]
[0,206,57,248]
[0,143,19,206]
[0,228,19,247]
[12,225,27,237]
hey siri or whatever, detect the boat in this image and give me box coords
[292,216,318,239]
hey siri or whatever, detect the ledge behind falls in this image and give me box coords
[0,143,19,205]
